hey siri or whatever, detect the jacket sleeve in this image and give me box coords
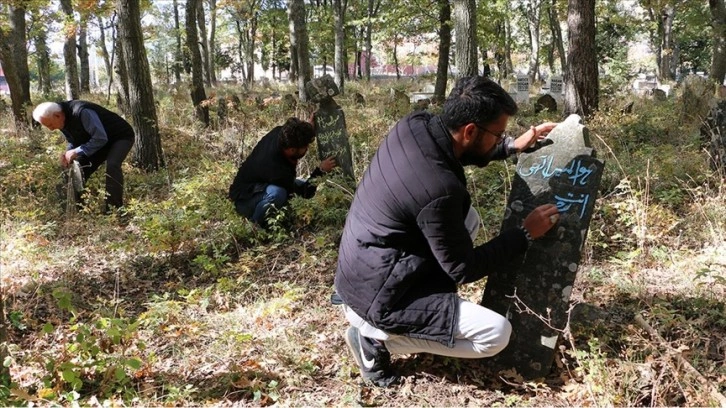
[74,109,109,156]
[416,194,529,285]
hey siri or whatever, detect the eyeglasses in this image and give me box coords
[474,124,507,141]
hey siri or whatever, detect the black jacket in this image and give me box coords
[229,126,320,201]
[60,100,134,148]
[334,112,528,347]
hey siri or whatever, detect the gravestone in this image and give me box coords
[481,114,605,379]
[549,76,564,103]
[390,88,411,118]
[516,75,530,104]
[352,92,366,106]
[306,75,355,179]
[217,96,228,124]
[534,94,557,114]
[700,100,726,171]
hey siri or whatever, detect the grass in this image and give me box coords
[1,81,725,406]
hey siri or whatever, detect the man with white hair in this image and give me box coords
[33,100,135,212]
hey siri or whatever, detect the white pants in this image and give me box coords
[342,207,512,358]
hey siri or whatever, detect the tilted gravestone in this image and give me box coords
[305,75,355,179]
[481,114,605,379]
[700,100,726,172]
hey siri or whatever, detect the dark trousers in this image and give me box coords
[77,138,134,210]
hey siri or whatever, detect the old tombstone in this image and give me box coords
[217,96,228,125]
[352,92,365,106]
[679,75,714,122]
[621,101,634,114]
[649,88,667,101]
[481,114,605,379]
[534,94,557,114]
[549,75,564,102]
[282,93,297,111]
[306,74,355,179]
[700,100,726,171]
[390,88,411,118]
[516,75,530,104]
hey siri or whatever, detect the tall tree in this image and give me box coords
[117,0,165,170]
[0,3,32,129]
[710,0,726,84]
[434,0,452,102]
[60,0,81,99]
[97,16,113,91]
[333,0,347,93]
[208,0,218,85]
[548,0,566,73]
[197,0,211,86]
[523,0,543,82]
[453,0,478,76]
[172,0,182,82]
[79,17,91,93]
[33,24,52,95]
[564,0,598,117]
[288,0,312,101]
[186,0,210,126]
[364,0,382,81]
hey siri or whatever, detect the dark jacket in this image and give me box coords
[334,111,529,347]
[229,126,320,202]
[60,100,134,153]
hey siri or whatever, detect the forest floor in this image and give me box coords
[1,83,725,406]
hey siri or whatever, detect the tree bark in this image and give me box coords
[710,0,726,84]
[172,0,182,82]
[288,0,312,101]
[34,24,52,95]
[197,0,211,86]
[113,25,131,116]
[549,0,566,73]
[364,0,381,81]
[186,0,210,126]
[525,0,543,82]
[60,0,80,99]
[208,0,217,85]
[97,16,113,90]
[564,0,598,117]
[333,0,347,93]
[659,5,675,81]
[79,17,91,93]
[0,4,32,129]
[117,0,165,170]
[452,0,478,77]
[434,0,451,102]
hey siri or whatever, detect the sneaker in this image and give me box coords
[344,326,399,387]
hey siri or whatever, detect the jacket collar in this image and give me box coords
[427,115,467,186]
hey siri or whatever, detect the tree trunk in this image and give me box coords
[117,0,165,171]
[34,25,52,95]
[494,20,508,81]
[79,17,91,93]
[0,5,32,129]
[208,0,217,85]
[0,291,8,392]
[549,0,566,73]
[186,0,210,126]
[710,0,726,84]
[288,0,312,101]
[288,6,299,84]
[434,0,451,102]
[393,39,400,80]
[333,0,347,93]
[113,27,131,116]
[659,5,675,81]
[525,0,542,82]
[60,0,80,99]
[364,0,380,81]
[197,0,211,86]
[246,12,258,84]
[452,0,478,77]
[97,16,113,90]
[564,0,598,117]
[172,0,182,82]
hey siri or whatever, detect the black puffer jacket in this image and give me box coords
[334,112,528,347]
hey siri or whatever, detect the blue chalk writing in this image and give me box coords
[554,192,590,218]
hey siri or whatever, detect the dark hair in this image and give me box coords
[279,117,315,149]
[440,76,518,130]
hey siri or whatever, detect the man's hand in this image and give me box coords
[60,150,78,168]
[514,122,558,152]
[522,204,560,239]
[319,156,338,173]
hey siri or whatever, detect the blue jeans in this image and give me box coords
[234,184,289,225]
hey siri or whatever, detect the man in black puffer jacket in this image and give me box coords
[335,76,561,386]
[229,117,337,227]
[33,100,135,212]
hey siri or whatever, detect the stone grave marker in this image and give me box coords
[516,75,530,104]
[535,94,557,114]
[481,114,605,379]
[306,75,355,179]
[700,100,726,171]
[549,76,564,102]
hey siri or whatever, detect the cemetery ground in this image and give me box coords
[1,80,725,406]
